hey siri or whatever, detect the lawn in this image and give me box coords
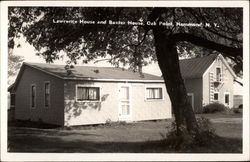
[8,113,242,153]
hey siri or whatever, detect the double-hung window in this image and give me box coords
[214,92,219,101]
[146,87,163,100]
[76,86,100,101]
[216,67,222,82]
[10,93,15,108]
[225,93,230,105]
[31,84,36,108]
[44,82,50,107]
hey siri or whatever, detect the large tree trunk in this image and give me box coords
[153,29,199,135]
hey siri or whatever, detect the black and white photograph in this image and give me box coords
[1,0,249,161]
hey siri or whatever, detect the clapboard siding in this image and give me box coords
[15,65,64,125]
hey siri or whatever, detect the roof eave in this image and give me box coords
[64,77,165,83]
[218,54,237,79]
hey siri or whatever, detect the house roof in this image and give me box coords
[179,54,218,79]
[8,84,14,92]
[9,54,237,92]
[24,62,164,82]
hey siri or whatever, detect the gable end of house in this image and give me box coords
[10,63,64,92]
[202,54,237,79]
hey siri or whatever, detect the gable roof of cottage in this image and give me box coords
[179,54,218,79]
[23,62,164,82]
[179,54,237,79]
[9,54,237,92]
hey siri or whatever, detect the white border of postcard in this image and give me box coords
[1,1,249,161]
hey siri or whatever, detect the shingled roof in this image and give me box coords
[179,54,218,79]
[24,62,163,82]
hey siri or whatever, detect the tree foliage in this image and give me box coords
[8,49,24,85]
[8,7,242,71]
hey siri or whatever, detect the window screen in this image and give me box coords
[77,87,100,101]
[146,88,163,100]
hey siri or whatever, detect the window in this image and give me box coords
[214,92,219,101]
[10,93,15,107]
[31,84,36,108]
[146,87,163,100]
[77,86,100,101]
[216,67,221,82]
[225,93,230,105]
[44,82,50,107]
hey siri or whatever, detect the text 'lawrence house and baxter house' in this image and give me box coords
[52,19,219,28]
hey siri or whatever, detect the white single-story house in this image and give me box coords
[8,54,239,125]
[8,62,172,126]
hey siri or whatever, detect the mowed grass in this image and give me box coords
[8,113,242,153]
[197,113,242,139]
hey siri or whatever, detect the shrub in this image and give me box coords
[203,102,227,113]
[104,119,127,127]
[193,117,216,146]
[162,117,216,151]
[105,118,112,125]
[231,108,241,114]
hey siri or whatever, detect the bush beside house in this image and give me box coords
[203,103,227,114]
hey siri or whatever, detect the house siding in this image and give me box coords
[203,72,210,107]
[64,81,171,126]
[203,57,234,108]
[64,80,119,126]
[15,65,64,125]
[184,78,203,113]
[132,83,171,121]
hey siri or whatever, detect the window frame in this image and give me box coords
[30,84,36,109]
[145,86,164,101]
[44,81,50,108]
[75,85,101,102]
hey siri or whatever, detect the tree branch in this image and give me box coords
[122,29,149,49]
[135,29,149,47]
[169,33,243,58]
[234,79,243,86]
[94,58,111,64]
[183,8,242,43]
[203,27,242,43]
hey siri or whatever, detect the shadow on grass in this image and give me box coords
[8,120,60,129]
[8,133,242,153]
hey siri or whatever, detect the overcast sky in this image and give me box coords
[12,36,162,76]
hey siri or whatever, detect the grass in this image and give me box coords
[8,113,242,153]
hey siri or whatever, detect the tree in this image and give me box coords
[8,49,24,86]
[8,7,243,136]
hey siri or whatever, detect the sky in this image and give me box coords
[12,36,162,76]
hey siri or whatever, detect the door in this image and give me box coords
[187,93,194,110]
[118,85,131,120]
